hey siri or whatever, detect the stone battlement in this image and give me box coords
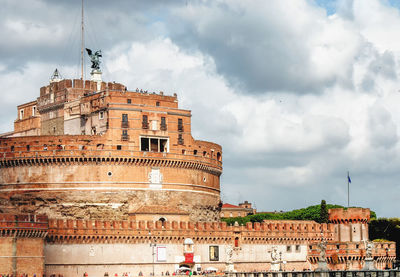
[39,79,176,100]
[46,218,335,244]
[328,208,370,224]
[0,135,222,172]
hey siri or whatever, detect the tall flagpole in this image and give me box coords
[80,0,85,80]
[347,171,350,208]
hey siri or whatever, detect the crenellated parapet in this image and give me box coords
[308,241,396,270]
[0,214,48,238]
[45,218,335,244]
[0,135,222,172]
[328,208,370,224]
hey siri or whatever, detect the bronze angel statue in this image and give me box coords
[86,48,102,71]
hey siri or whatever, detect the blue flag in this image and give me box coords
[348,174,351,183]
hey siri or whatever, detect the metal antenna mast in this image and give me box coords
[80,0,85,80]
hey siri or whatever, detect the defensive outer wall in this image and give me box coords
[0,209,396,276]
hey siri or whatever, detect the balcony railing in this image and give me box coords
[121,121,129,128]
[160,124,167,131]
[121,134,129,141]
[142,122,149,129]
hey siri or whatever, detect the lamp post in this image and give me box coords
[149,231,157,276]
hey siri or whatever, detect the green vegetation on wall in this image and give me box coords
[221,202,376,225]
[369,218,400,258]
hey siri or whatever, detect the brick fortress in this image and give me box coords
[0,72,396,276]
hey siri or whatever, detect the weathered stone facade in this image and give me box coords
[0,77,396,276]
[0,78,222,221]
[0,209,396,276]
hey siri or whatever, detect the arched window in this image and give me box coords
[159,217,166,227]
[217,152,222,161]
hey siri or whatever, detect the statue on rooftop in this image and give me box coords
[364,240,374,259]
[318,239,327,262]
[86,48,102,71]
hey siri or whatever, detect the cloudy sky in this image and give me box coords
[1,0,400,217]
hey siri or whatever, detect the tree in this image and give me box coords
[320,200,329,223]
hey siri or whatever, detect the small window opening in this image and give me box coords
[96,144,104,150]
[182,149,186,155]
[122,114,129,128]
[141,137,149,151]
[295,245,300,251]
[122,130,129,141]
[117,145,122,150]
[178,118,183,132]
[19,109,24,120]
[217,152,221,161]
[160,117,167,131]
[10,146,14,152]
[142,115,149,129]
[43,144,48,150]
[234,237,239,248]
[178,134,184,145]
[150,138,158,152]
[156,101,160,106]
[287,246,291,252]
[160,139,168,152]
[127,99,132,104]
[194,149,198,155]
[107,171,112,177]
[203,151,207,157]
[99,111,104,120]
[26,145,30,151]
[32,106,36,116]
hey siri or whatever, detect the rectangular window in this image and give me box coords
[117,145,122,150]
[122,130,129,141]
[295,245,300,252]
[142,115,149,129]
[32,106,36,116]
[122,114,129,128]
[141,137,149,151]
[127,99,132,104]
[141,137,168,152]
[99,111,104,120]
[209,246,219,261]
[160,139,168,152]
[178,118,183,132]
[178,134,184,145]
[19,109,24,120]
[151,138,158,152]
[286,246,291,252]
[161,117,167,131]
